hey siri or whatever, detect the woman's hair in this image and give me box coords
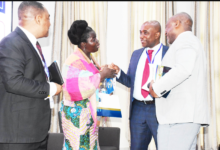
[68,20,94,47]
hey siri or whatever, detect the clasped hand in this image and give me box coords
[99,63,119,82]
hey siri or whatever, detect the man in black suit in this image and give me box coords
[0,1,62,150]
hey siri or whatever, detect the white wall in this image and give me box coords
[0,1,12,41]
[175,2,195,33]
[12,1,55,65]
[106,2,130,150]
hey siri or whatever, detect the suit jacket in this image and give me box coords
[0,27,50,143]
[153,31,209,125]
[116,44,169,118]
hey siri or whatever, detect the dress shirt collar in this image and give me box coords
[146,42,162,53]
[18,25,37,46]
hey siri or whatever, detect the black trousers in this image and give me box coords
[0,135,48,150]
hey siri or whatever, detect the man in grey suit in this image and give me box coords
[0,2,62,150]
[149,12,209,150]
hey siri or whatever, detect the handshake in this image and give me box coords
[99,63,120,82]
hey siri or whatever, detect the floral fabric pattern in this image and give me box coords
[61,100,100,150]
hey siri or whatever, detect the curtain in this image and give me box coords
[194,2,220,150]
[165,2,176,46]
[212,2,220,149]
[130,1,178,52]
[131,2,166,53]
[50,1,108,133]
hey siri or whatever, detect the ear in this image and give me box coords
[35,14,43,25]
[175,20,181,28]
[155,32,160,40]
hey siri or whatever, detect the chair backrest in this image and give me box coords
[58,111,63,133]
[47,112,64,150]
[98,127,120,150]
[47,133,64,150]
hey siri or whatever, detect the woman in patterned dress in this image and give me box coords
[60,20,116,150]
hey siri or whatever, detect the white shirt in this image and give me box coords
[18,26,57,99]
[117,42,163,101]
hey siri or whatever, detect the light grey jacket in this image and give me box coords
[153,31,210,126]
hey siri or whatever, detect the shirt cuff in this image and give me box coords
[50,82,57,96]
[44,82,57,100]
[44,82,57,109]
[116,69,121,79]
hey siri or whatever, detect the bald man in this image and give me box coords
[0,1,62,150]
[106,21,168,149]
[149,12,209,150]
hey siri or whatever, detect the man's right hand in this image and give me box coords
[100,65,116,82]
[55,83,62,95]
[100,63,120,74]
[108,63,120,74]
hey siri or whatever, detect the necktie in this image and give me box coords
[36,41,49,80]
[141,49,154,98]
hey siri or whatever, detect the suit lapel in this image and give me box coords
[15,27,45,73]
[162,45,169,60]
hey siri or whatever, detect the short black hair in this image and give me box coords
[143,20,161,39]
[68,20,94,47]
[18,1,45,19]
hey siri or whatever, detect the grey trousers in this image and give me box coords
[157,123,201,150]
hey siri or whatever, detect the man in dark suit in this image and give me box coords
[0,2,62,150]
[108,21,168,149]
